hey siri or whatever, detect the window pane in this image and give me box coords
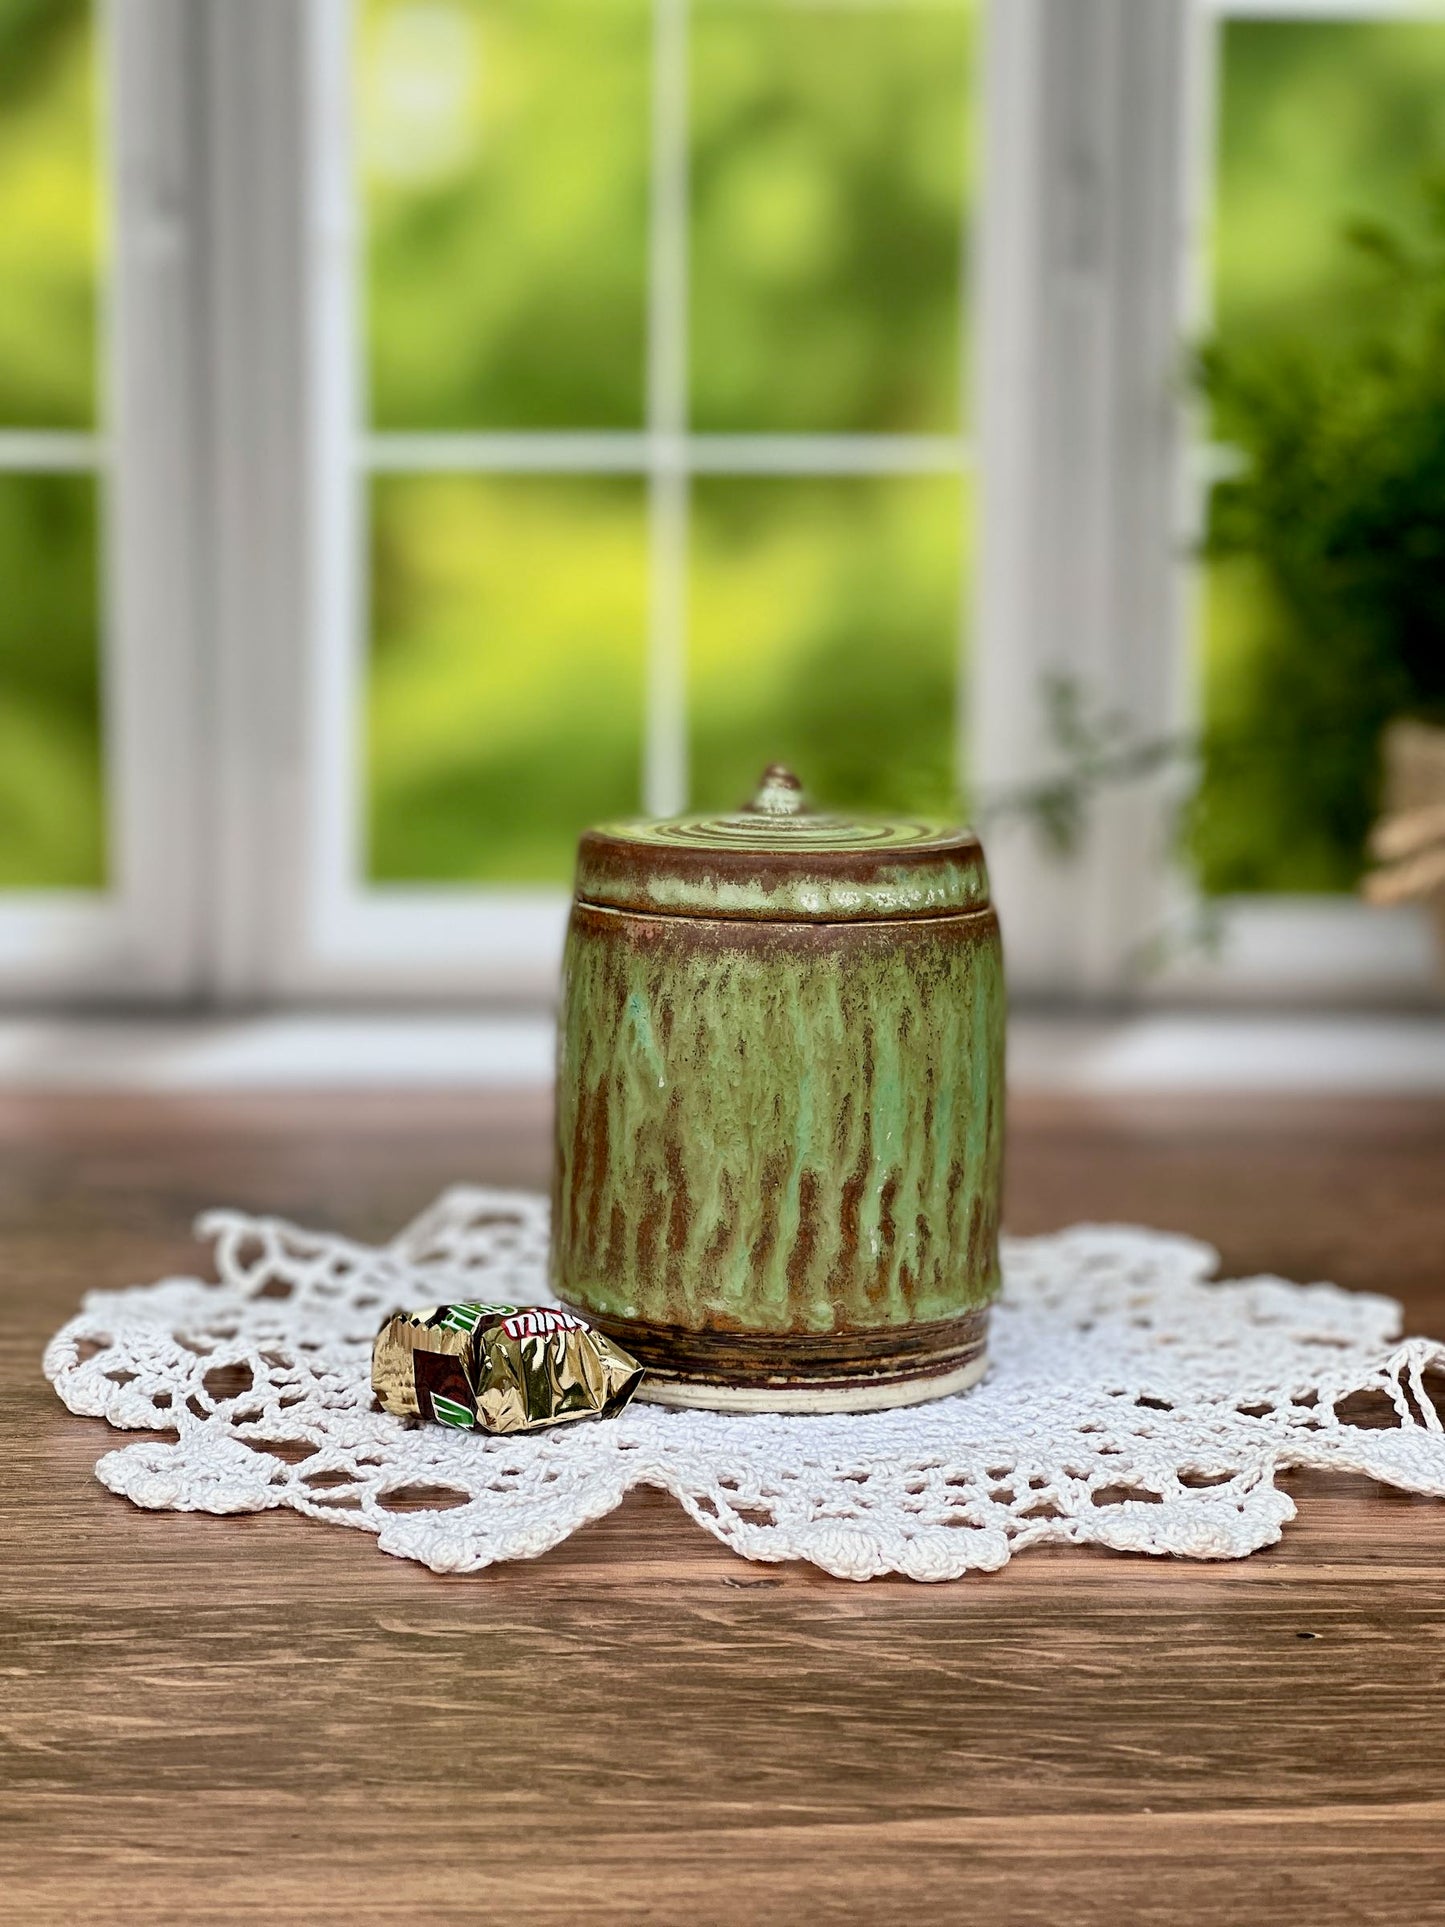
[366,475,648,882]
[359,0,651,430]
[1193,19,1445,894]
[1214,18,1445,357]
[0,472,104,887]
[689,474,968,816]
[689,0,976,434]
[0,0,100,430]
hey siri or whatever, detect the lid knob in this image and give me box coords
[744,764,807,818]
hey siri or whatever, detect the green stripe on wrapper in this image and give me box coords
[429,1392,475,1428]
[437,1301,520,1334]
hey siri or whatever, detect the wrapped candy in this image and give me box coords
[372,1300,642,1436]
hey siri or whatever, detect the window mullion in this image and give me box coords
[643,0,692,819]
[101,0,207,999]
[972,0,1196,1001]
[197,0,322,1004]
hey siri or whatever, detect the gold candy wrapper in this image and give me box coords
[372,1300,643,1435]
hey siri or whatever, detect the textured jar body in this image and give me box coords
[551,901,1005,1409]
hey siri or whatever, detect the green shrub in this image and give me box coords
[1191,185,1445,893]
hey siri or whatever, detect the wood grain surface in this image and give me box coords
[3,1089,1444,1925]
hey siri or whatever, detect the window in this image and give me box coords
[307,0,981,996]
[1163,0,1445,1000]
[1196,3,1445,895]
[0,0,197,1003]
[0,0,1435,1010]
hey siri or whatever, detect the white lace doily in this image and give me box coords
[42,1187,1445,1582]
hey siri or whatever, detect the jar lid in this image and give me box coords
[573,765,990,921]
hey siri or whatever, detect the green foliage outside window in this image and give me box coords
[0,0,103,890]
[1192,193,1445,893]
[688,0,974,435]
[688,475,965,825]
[368,474,651,883]
[360,0,652,431]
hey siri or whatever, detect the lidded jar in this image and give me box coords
[551,766,1005,1412]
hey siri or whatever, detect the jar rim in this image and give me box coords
[571,766,989,923]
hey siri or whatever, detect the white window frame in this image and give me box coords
[2,0,1437,1010]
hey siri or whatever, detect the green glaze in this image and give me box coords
[593,854,988,922]
[573,808,990,922]
[551,904,1005,1336]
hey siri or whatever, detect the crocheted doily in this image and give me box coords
[42,1188,1445,1582]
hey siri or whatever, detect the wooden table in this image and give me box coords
[3,1090,1444,1924]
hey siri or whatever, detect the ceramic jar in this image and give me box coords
[551,765,1005,1412]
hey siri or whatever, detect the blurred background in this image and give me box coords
[1,0,1444,1088]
